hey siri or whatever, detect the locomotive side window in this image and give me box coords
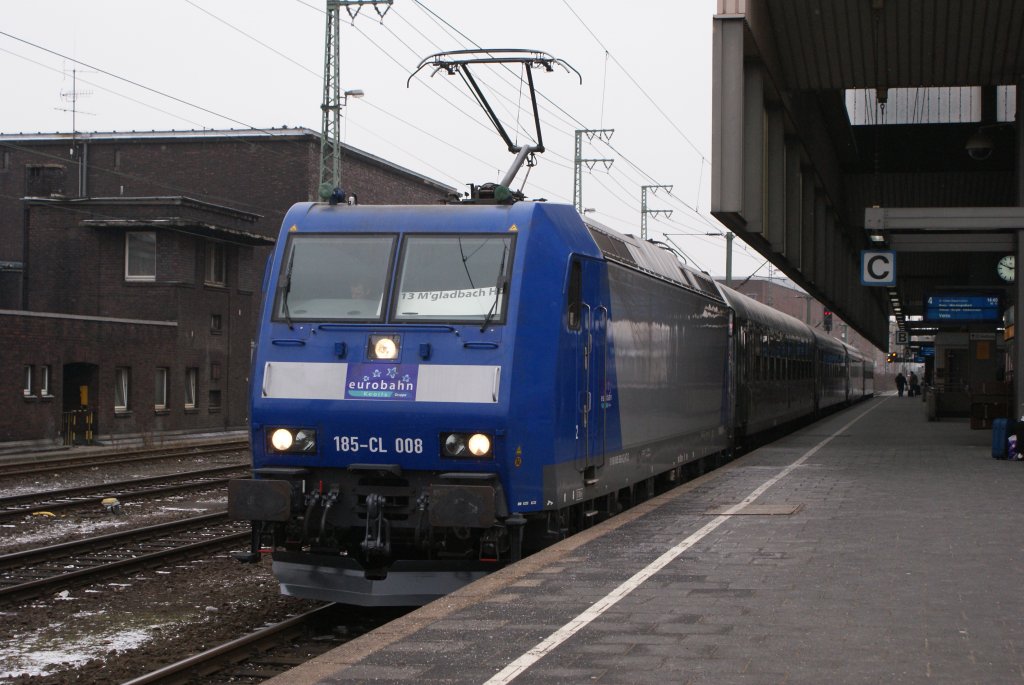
[567,260,582,330]
[393,235,514,323]
[273,234,395,322]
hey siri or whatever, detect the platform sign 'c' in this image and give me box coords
[860,250,896,286]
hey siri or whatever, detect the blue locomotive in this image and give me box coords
[228,197,873,606]
[228,47,872,605]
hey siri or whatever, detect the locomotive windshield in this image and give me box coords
[393,235,513,323]
[274,234,395,322]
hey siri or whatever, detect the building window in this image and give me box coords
[41,365,51,396]
[208,389,222,409]
[125,232,156,282]
[155,367,169,410]
[210,362,221,381]
[205,241,226,286]
[210,313,222,334]
[115,367,131,411]
[1,150,10,172]
[23,365,33,396]
[185,367,198,409]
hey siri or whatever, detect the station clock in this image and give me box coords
[997,254,1015,283]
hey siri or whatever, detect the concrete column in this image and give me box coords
[741,63,765,236]
[1015,83,1024,418]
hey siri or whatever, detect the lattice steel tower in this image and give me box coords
[319,0,391,199]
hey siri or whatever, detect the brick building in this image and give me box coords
[0,128,454,447]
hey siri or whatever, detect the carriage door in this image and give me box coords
[570,257,607,483]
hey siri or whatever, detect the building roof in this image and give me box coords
[25,196,274,246]
[0,127,457,195]
[81,218,275,246]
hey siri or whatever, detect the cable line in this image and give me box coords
[559,0,709,163]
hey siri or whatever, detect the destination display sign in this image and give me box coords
[924,294,1001,322]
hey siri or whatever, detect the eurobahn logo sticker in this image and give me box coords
[345,363,418,400]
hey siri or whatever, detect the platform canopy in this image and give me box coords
[711,0,1024,351]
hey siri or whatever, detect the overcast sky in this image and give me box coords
[1,0,773,278]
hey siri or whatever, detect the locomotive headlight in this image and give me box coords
[368,335,400,360]
[267,427,317,454]
[444,433,468,457]
[441,432,494,459]
[270,428,293,451]
[467,433,491,457]
[293,429,317,452]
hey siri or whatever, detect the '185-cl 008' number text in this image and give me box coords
[333,436,423,454]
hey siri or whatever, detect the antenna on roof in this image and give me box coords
[55,68,95,156]
[409,49,580,204]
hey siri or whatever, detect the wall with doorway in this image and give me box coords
[1,310,178,445]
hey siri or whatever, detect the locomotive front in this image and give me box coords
[229,202,531,606]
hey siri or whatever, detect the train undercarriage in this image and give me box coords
[229,451,734,605]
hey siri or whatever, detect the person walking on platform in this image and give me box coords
[908,371,920,397]
[895,372,907,397]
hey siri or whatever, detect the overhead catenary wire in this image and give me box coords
[0,12,548,203]
[3,3,763,278]
[30,7,640,196]
[0,30,293,138]
[294,0,582,177]
[190,0,532,183]
[6,2,696,206]
[559,0,709,163]
[3,11,499,192]
[0,46,209,130]
[0,32,337,178]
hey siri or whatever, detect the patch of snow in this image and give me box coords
[0,624,154,679]
[5,517,132,548]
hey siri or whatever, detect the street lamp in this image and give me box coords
[319,88,365,200]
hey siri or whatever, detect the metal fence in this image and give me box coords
[61,410,95,446]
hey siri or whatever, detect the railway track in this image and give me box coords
[120,603,409,685]
[0,440,249,478]
[0,464,248,520]
[0,511,248,604]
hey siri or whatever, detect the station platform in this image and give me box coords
[269,393,1024,684]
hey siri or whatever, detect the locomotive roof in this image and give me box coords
[582,218,725,303]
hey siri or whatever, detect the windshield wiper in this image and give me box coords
[480,243,508,332]
[281,245,297,329]
[458,237,477,289]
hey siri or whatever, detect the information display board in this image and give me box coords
[924,294,1001,322]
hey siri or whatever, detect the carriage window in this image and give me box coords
[273,234,395,322]
[567,260,582,331]
[394,235,514,323]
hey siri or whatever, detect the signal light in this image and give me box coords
[823,310,833,332]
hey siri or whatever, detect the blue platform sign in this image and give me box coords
[924,294,1001,322]
[861,250,896,286]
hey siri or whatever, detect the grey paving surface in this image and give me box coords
[273,394,1024,684]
